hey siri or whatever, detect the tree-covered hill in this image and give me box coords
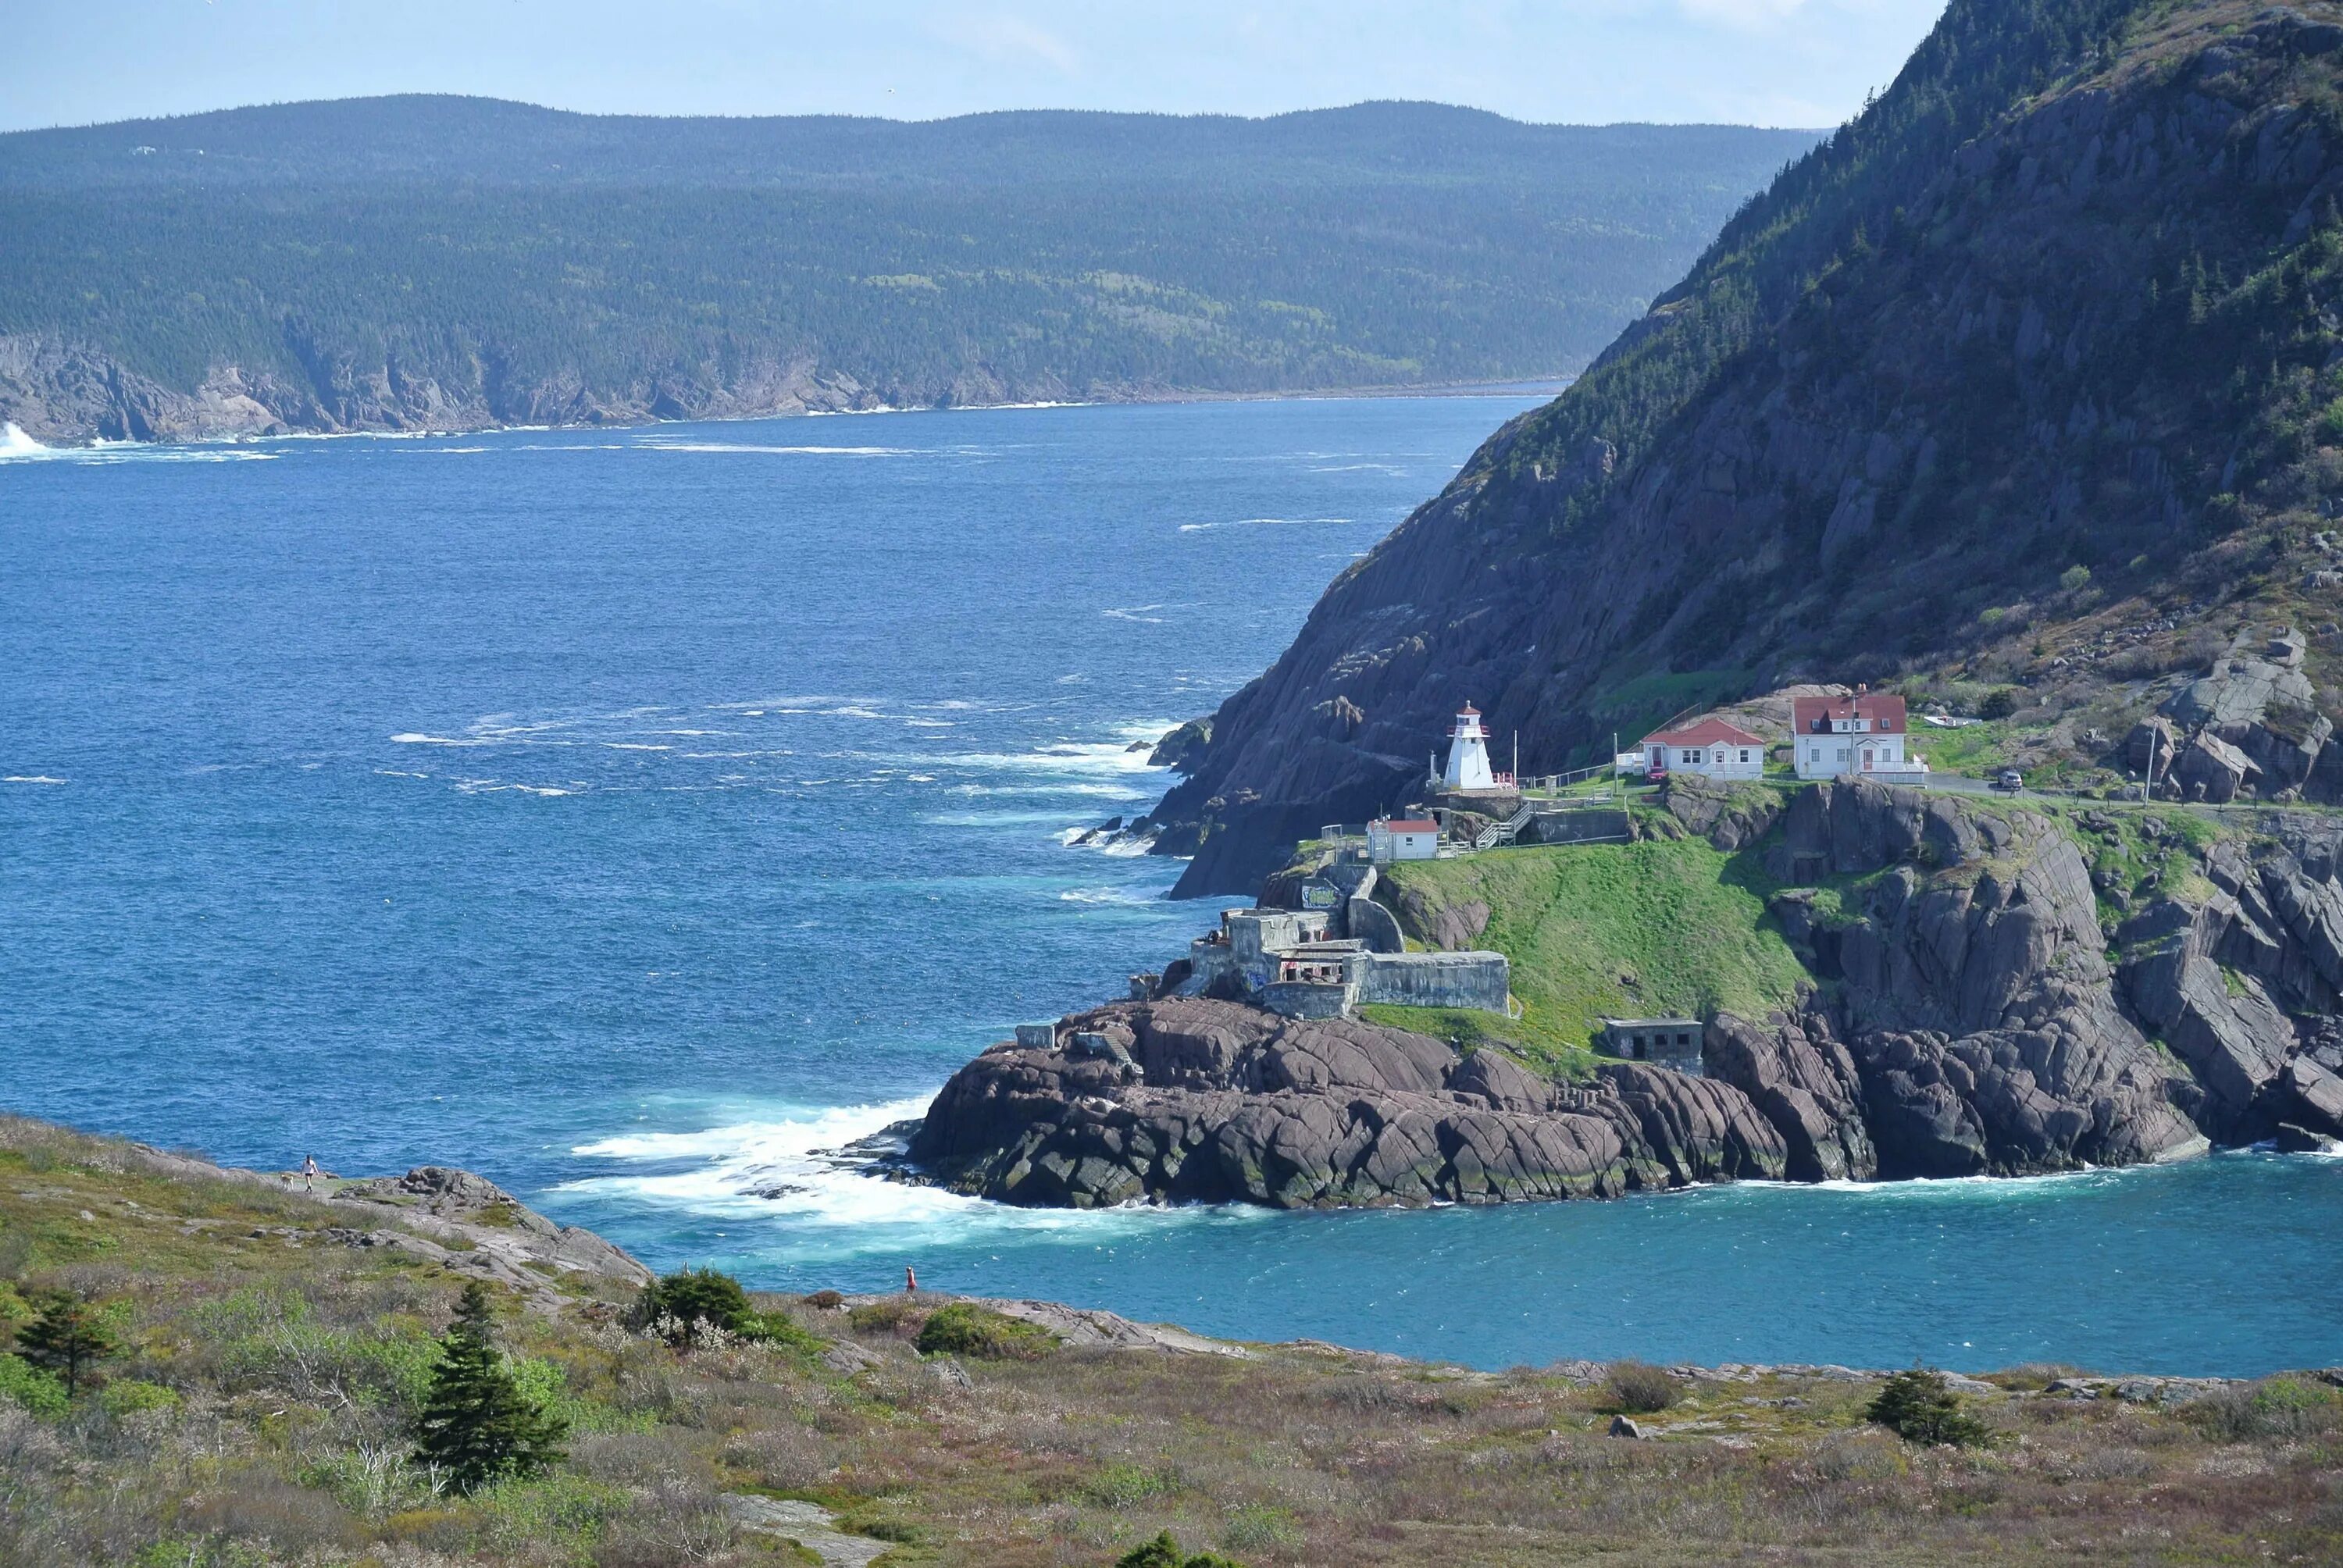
[0,97,1821,441]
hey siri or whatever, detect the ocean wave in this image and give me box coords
[1058,886,1154,905]
[560,1098,1257,1244]
[1178,516,1357,532]
[636,439,914,457]
[0,424,278,465]
[2,774,68,784]
[451,779,578,796]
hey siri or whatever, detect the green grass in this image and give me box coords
[1376,839,1809,1071]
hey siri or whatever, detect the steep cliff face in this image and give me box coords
[1150,0,2343,893]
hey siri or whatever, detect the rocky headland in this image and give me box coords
[910,776,2343,1209]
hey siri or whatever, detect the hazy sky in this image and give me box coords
[3,1,1949,134]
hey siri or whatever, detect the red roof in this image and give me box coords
[1640,717,1767,749]
[1793,691,1906,735]
[1456,703,1481,716]
[1379,818,1439,833]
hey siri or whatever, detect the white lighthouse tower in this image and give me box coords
[1443,703,1496,792]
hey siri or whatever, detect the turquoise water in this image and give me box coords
[5,395,2339,1375]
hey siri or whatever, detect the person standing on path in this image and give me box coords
[301,1153,319,1192]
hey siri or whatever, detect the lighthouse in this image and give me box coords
[1442,703,1496,792]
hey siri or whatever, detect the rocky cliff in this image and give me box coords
[1145,0,2343,894]
[914,776,2343,1210]
[0,333,894,444]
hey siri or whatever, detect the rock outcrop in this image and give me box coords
[908,998,1786,1209]
[922,765,2343,1211]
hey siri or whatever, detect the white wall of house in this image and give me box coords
[1647,743,1764,780]
[1795,730,1912,779]
[1368,825,1440,862]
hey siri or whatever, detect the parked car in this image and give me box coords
[1645,762,1668,784]
[1992,769,2023,793]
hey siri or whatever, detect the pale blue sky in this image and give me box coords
[4,1,1948,133]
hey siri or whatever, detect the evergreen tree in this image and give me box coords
[14,1289,118,1399]
[1867,1367,1993,1448]
[411,1281,567,1492]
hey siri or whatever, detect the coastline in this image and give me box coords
[0,372,1573,454]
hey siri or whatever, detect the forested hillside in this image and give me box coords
[0,98,1819,441]
[1148,0,2343,893]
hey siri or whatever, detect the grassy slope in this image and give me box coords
[1365,836,1807,1072]
[1357,782,2267,1071]
[3,1113,2339,1566]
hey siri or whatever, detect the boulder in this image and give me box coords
[2172,730,2259,803]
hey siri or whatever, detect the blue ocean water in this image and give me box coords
[5,396,2339,1377]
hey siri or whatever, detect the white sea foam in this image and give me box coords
[637,439,913,457]
[1,423,53,459]
[2,775,67,784]
[1059,886,1151,905]
[451,779,577,796]
[562,1097,1251,1242]
[1178,516,1357,532]
[0,424,277,465]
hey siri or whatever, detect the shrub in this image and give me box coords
[1116,1531,1248,1568]
[804,1289,845,1310]
[632,1267,820,1352]
[2186,1375,2343,1442]
[2059,564,2092,592]
[99,1379,179,1418]
[849,1298,918,1337]
[1867,1368,1992,1447]
[1605,1360,1681,1414]
[1081,1462,1182,1508]
[0,1352,67,1417]
[914,1303,1058,1361]
[1977,689,2020,720]
[631,1267,757,1347]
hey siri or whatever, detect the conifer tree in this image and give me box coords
[15,1288,118,1399]
[411,1281,567,1492]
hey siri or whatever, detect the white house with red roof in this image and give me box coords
[1367,816,1441,864]
[1638,716,1768,781]
[1792,688,1927,780]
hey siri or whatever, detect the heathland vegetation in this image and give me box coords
[5,1111,2341,1565]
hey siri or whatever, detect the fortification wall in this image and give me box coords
[1259,980,1357,1019]
[1357,950,1510,1012]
